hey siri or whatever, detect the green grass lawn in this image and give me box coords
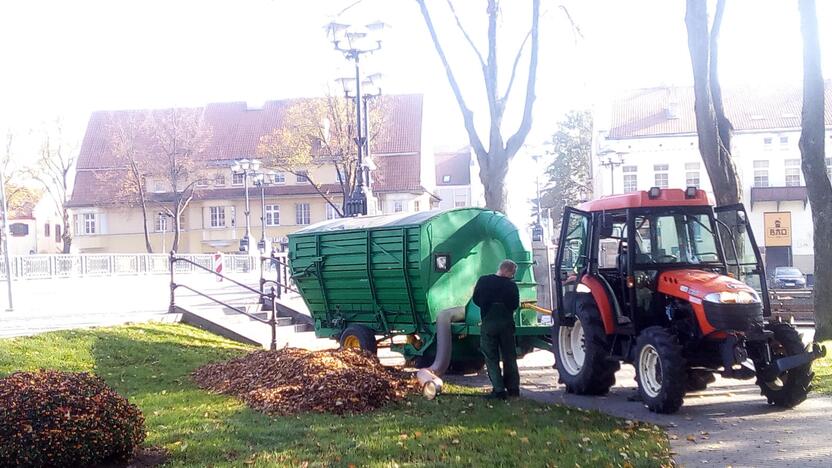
[814,340,832,396]
[0,323,671,467]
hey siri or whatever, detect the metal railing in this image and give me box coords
[169,250,295,351]
[0,253,258,280]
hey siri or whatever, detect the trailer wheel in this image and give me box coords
[553,299,619,395]
[339,325,377,354]
[757,322,813,408]
[635,326,687,414]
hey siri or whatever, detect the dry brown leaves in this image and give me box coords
[192,348,418,415]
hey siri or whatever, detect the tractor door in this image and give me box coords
[555,207,591,318]
[714,204,772,316]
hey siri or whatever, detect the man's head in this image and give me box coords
[497,259,517,278]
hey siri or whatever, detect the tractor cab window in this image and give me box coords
[561,212,589,273]
[633,213,721,265]
[599,221,626,269]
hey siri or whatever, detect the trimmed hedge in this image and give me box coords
[0,370,145,467]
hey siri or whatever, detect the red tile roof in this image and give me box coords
[609,82,832,139]
[371,153,423,193]
[435,148,471,186]
[71,94,424,206]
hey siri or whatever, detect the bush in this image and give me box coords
[0,370,146,467]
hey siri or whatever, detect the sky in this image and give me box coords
[1,0,830,226]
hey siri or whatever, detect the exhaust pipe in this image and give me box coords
[416,307,465,398]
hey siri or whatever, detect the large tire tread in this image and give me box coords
[339,325,378,354]
[758,322,813,408]
[635,326,687,414]
[554,299,620,396]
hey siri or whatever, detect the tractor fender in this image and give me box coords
[579,276,616,335]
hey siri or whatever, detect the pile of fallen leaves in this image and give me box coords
[192,348,417,415]
[0,370,146,468]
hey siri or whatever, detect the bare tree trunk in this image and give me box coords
[685,0,742,206]
[61,209,71,253]
[798,0,831,341]
[138,196,153,254]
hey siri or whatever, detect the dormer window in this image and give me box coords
[442,175,451,183]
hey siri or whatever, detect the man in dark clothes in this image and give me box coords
[472,259,521,400]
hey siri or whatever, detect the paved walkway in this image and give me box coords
[449,348,832,468]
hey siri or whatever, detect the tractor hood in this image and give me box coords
[657,269,761,305]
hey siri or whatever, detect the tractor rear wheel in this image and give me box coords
[339,325,378,354]
[757,322,813,408]
[554,300,619,395]
[635,326,687,414]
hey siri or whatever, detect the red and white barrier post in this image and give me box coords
[212,251,224,282]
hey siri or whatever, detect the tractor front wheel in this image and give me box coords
[757,322,813,408]
[339,325,378,355]
[553,300,619,395]
[635,326,687,414]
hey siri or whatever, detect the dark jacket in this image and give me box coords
[472,274,520,326]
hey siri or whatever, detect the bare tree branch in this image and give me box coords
[416,0,487,157]
[504,0,541,157]
[446,0,486,68]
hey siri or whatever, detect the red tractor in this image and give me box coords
[553,188,826,414]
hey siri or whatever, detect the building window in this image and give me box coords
[9,223,28,237]
[684,162,700,187]
[827,158,832,181]
[393,201,404,213]
[780,136,789,145]
[764,137,773,146]
[214,174,226,186]
[622,165,638,193]
[273,172,285,184]
[265,205,280,226]
[295,203,311,225]
[442,175,451,183]
[296,171,308,183]
[326,204,339,220]
[232,173,245,186]
[753,160,769,187]
[54,224,61,243]
[209,206,226,228]
[785,159,801,186]
[414,200,421,211]
[44,223,50,238]
[196,177,209,187]
[81,213,97,234]
[155,214,168,232]
[454,192,467,207]
[152,179,165,193]
[653,164,669,189]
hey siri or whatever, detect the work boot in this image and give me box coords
[507,388,520,398]
[485,390,507,400]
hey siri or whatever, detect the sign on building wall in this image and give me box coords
[763,212,792,247]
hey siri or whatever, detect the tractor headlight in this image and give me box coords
[703,290,760,304]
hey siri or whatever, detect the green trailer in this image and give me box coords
[287,208,552,370]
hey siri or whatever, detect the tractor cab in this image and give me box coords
[553,188,825,414]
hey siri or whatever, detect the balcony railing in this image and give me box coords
[0,253,269,281]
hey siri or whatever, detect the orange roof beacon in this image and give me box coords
[552,187,826,414]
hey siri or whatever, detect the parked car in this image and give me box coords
[773,267,806,289]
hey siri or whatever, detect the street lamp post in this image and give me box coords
[253,172,273,254]
[231,158,262,253]
[598,149,625,195]
[531,154,544,242]
[328,21,387,217]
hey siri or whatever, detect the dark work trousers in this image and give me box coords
[480,308,519,394]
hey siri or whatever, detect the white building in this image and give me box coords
[6,194,64,255]
[596,84,832,275]
[434,147,485,209]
